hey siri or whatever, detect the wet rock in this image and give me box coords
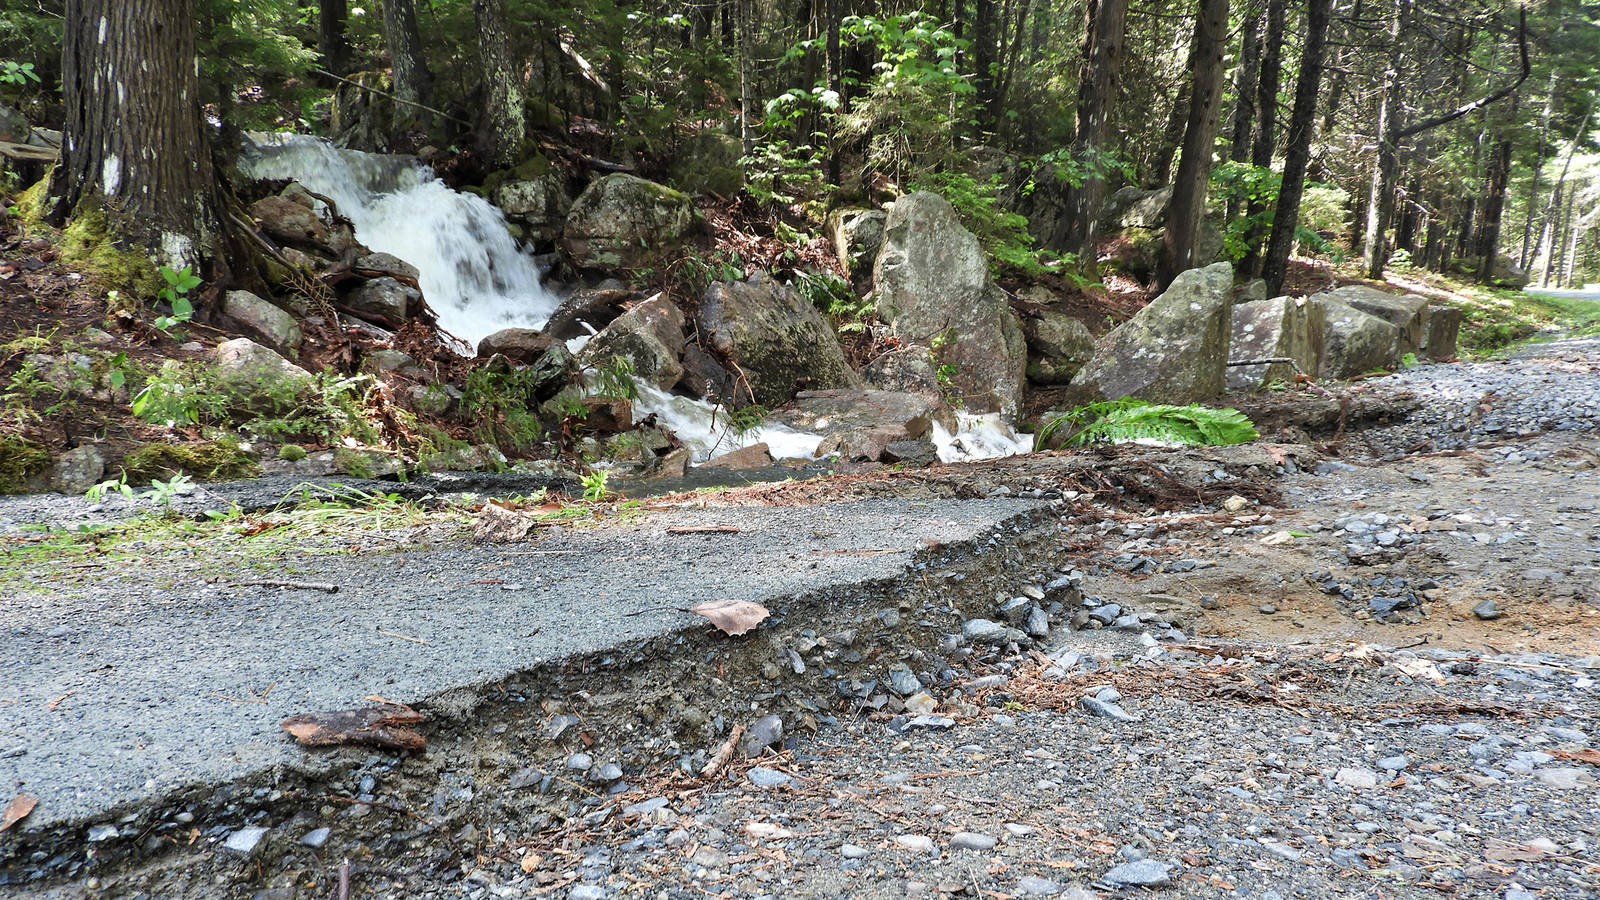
[701,443,774,470]
[1227,294,1326,391]
[352,251,420,280]
[543,286,634,340]
[697,273,859,407]
[222,290,302,355]
[1071,262,1234,404]
[767,389,952,440]
[827,208,887,284]
[579,294,687,389]
[873,192,1027,416]
[1313,296,1401,379]
[1022,309,1096,385]
[679,343,749,407]
[1103,859,1172,887]
[50,446,105,495]
[251,195,330,252]
[562,174,696,270]
[741,715,784,757]
[477,328,555,363]
[343,276,421,325]
[881,439,939,467]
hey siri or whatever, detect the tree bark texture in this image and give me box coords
[1260,0,1331,296]
[1158,0,1229,289]
[473,0,524,169]
[1475,136,1512,280]
[1227,1,1263,165]
[1238,0,1283,276]
[50,0,223,271]
[1045,0,1129,269]
[382,0,434,143]
[972,0,998,131]
[1360,0,1409,279]
[319,0,350,78]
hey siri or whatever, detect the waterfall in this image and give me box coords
[243,134,558,347]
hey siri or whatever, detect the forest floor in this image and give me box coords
[1,334,1597,899]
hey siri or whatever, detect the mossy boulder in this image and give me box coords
[122,441,259,483]
[669,132,744,197]
[697,273,861,407]
[0,436,50,494]
[561,174,697,271]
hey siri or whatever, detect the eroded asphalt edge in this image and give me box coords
[1,498,1058,890]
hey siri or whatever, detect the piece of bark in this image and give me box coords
[281,702,427,750]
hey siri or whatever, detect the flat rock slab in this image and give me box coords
[0,498,1040,833]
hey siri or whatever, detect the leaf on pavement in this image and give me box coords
[690,599,770,636]
[281,702,427,751]
[1,794,37,833]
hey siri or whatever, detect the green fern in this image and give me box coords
[1035,399,1258,450]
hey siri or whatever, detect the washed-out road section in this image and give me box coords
[0,498,1040,840]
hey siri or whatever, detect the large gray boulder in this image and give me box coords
[561,174,696,270]
[1421,305,1462,360]
[1313,297,1401,379]
[222,290,302,356]
[768,389,954,462]
[342,276,421,326]
[1070,262,1235,403]
[696,273,859,407]
[1022,310,1097,385]
[51,446,106,495]
[542,284,634,340]
[213,338,312,387]
[873,192,1027,417]
[1226,295,1326,391]
[827,208,887,283]
[578,294,686,389]
[668,131,744,196]
[1489,254,1531,289]
[1323,285,1429,354]
[492,156,572,242]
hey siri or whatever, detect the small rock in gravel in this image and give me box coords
[1537,768,1586,789]
[1258,604,1277,615]
[1004,823,1035,837]
[1079,695,1140,722]
[1376,755,1410,771]
[1335,767,1379,789]
[623,797,669,817]
[224,826,269,854]
[904,692,937,715]
[567,752,593,771]
[690,846,730,868]
[903,715,956,730]
[1473,599,1502,620]
[86,824,118,842]
[888,665,924,696]
[741,715,784,757]
[594,763,624,782]
[1016,875,1062,895]
[570,886,608,900]
[1103,859,1172,887]
[841,844,871,859]
[1088,604,1121,625]
[747,767,793,788]
[950,832,997,851]
[300,827,331,848]
[895,834,935,853]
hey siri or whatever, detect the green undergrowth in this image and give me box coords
[1035,399,1259,451]
[0,435,49,493]
[1414,276,1600,353]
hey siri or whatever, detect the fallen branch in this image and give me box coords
[701,725,745,779]
[312,68,472,126]
[236,578,340,593]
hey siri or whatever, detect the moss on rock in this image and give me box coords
[122,440,259,483]
[0,436,50,494]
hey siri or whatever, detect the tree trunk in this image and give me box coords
[1158,0,1230,289]
[1227,1,1263,165]
[382,0,434,146]
[1394,175,1420,250]
[1149,77,1191,188]
[736,0,755,154]
[1360,0,1410,279]
[1047,0,1129,270]
[825,0,843,184]
[1517,74,1556,269]
[319,0,350,79]
[1238,0,1284,276]
[50,0,225,274]
[473,0,524,169]
[1260,0,1331,296]
[973,0,998,132]
[1474,136,1511,280]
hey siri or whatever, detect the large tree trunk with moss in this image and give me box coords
[1157,0,1229,289]
[382,0,434,147]
[50,0,225,272]
[474,0,524,169]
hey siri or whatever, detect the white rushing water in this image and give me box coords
[243,133,558,346]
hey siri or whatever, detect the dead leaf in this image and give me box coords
[689,599,770,636]
[666,525,741,535]
[1553,748,1600,766]
[281,702,427,751]
[473,504,533,543]
[1,794,37,833]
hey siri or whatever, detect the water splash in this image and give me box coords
[243,133,558,347]
[932,413,1034,462]
[629,381,824,463]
